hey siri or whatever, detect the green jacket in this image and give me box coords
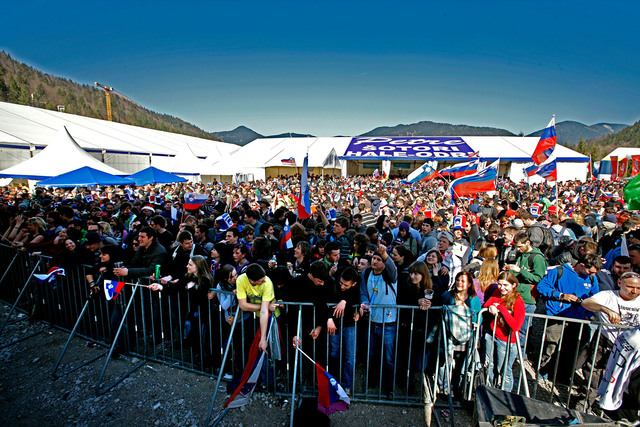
[515,247,547,304]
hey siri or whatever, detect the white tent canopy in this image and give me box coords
[0,101,239,173]
[603,147,640,160]
[0,126,126,179]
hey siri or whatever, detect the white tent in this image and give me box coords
[151,144,209,182]
[602,147,640,160]
[0,126,126,179]
[0,101,239,173]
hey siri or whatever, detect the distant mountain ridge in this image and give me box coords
[0,51,221,141]
[527,120,627,147]
[359,120,515,137]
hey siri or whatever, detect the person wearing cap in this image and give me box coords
[397,221,419,258]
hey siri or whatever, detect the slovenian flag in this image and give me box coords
[34,266,66,284]
[104,280,125,300]
[281,218,293,249]
[448,160,499,200]
[531,116,557,165]
[535,157,557,182]
[439,160,479,179]
[316,363,350,415]
[523,164,538,177]
[572,193,581,204]
[401,162,439,184]
[281,157,296,165]
[184,192,210,210]
[298,154,312,219]
[372,169,380,179]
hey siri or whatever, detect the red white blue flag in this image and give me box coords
[535,157,557,182]
[281,157,296,165]
[448,160,499,200]
[281,218,293,249]
[401,162,439,184]
[184,192,210,210]
[523,164,538,177]
[298,154,312,219]
[315,362,350,415]
[104,280,125,300]
[531,116,557,165]
[34,267,65,285]
[439,160,479,179]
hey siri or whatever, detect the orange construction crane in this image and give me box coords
[95,82,113,121]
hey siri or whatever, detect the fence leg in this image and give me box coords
[205,305,241,426]
[94,286,146,396]
[0,258,42,339]
[0,252,19,287]
[440,314,455,427]
[289,306,302,426]
[514,333,530,398]
[52,298,108,379]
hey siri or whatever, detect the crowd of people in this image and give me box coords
[1,174,639,421]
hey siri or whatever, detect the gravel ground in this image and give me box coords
[0,306,474,426]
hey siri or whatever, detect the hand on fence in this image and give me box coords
[148,283,163,291]
[488,304,500,316]
[605,308,621,324]
[292,336,302,348]
[309,326,322,340]
[418,298,431,310]
[333,300,346,317]
[327,318,337,335]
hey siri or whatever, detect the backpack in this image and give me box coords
[363,267,397,298]
[527,224,554,256]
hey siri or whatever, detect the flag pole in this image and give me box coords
[294,343,317,365]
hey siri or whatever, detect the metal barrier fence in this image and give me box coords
[0,244,633,424]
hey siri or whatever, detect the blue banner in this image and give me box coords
[342,137,476,160]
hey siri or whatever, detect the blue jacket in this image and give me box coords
[536,263,599,319]
[360,256,398,324]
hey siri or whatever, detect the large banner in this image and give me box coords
[342,137,476,160]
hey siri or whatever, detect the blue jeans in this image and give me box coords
[329,325,356,389]
[369,323,397,392]
[519,303,536,355]
[485,333,518,392]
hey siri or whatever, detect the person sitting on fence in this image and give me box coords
[359,240,398,396]
[483,271,525,392]
[581,271,640,371]
[535,253,602,382]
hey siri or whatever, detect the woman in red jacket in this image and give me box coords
[483,271,525,392]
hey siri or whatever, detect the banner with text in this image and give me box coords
[341,137,476,160]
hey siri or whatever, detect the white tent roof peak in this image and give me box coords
[0,126,126,179]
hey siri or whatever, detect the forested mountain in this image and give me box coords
[0,51,219,141]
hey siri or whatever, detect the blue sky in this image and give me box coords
[2,0,639,136]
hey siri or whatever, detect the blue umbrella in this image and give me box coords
[127,166,187,185]
[37,166,134,187]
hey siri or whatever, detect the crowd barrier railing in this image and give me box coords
[0,244,636,424]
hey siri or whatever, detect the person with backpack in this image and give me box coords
[535,254,602,382]
[504,232,547,355]
[359,240,398,396]
[521,211,554,257]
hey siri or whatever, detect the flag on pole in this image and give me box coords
[588,155,594,180]
[439,160,479,179]
[281,157,296,165]
[281,218,293,249]
[535,157,557,182]
[372,169,380,179]
[448,160,499,200]
[104,280,126,300]
[523,164,538,177]
[531,116,557,165]
[295,346,350,415]
[401,162,439,184]
[224,315,280,409]
[298,154,312,219]
[184,192,210,210]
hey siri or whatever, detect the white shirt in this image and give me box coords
[590,290,640,343]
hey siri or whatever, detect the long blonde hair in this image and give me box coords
[477,259,499,293]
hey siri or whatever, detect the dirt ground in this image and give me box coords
[0,306,473,426]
